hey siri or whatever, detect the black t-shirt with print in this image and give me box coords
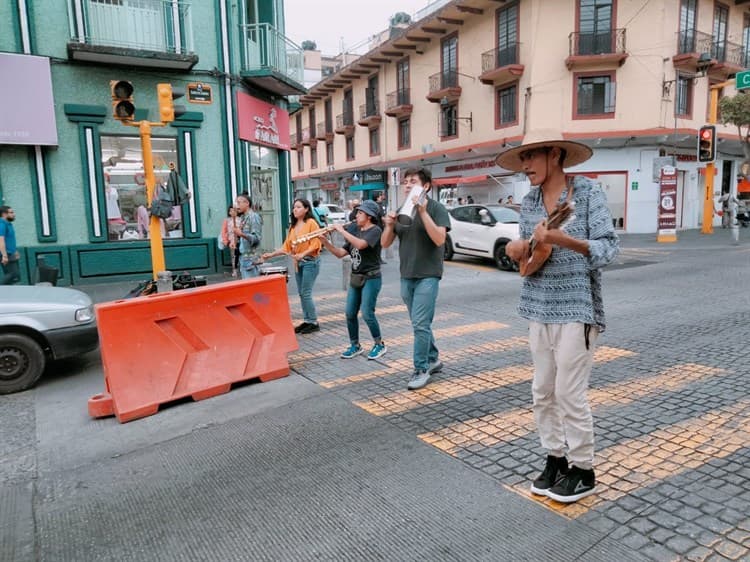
[344,225,383,276]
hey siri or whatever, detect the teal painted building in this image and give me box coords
[0,0,305,285]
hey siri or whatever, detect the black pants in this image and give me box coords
[1,259,20,285]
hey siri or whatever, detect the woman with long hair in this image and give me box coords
[318,200,386,360]
[262,198,322,334]
[219,205,239,277]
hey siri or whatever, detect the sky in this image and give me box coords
[284,0,432,55]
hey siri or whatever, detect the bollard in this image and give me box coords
[342,255,352,291]
[156,270,173,293]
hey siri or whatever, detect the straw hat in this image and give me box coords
[495,129,592,172]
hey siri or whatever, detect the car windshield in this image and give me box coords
[326,205,344,213]
[488,206,520,223]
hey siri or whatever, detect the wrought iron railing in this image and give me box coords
[429,70,459,94]
[676,29,713,55]
[301,128,310,144]
[316,121,327,138]
[569,28,626,56]
[359,100,380,119]
[67,0,195,53]
[712,39,744,66]
[336,112,354,129]
[386,88,411,109]
[239,22,303,85]
[481,43,520,73]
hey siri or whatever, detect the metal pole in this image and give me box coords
[140,121,166,279]
[702,87,720,234]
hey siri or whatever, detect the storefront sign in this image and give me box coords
[657,166,678,242]
[237,92,290,150]
[445,159,496,173]
[187,83,212,104]
[0,53,57,146]
[363,170,386,184]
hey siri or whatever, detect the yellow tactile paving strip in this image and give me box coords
[353,346,633,417]
[320,336,530,389]
[418,363,722,455]
[293,320,510,363]
[508,397,749,519]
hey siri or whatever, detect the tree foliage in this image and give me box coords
[719,93,750,159]
[301,40,317,51]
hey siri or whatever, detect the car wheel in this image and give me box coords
[0,333,46,394]
[444,235,454,261]
[494,242,515,271]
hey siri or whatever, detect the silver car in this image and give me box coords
[0,286,99,394]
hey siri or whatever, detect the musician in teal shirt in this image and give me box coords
[0,206,20,285]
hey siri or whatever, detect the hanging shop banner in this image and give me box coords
[237,92,290,150]
[657,165,678,243]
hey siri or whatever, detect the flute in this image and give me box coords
[290,221,352,247]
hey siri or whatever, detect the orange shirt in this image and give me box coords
[282,218,322,257]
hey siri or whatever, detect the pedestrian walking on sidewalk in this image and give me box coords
[219,205,240,277]
[381,167,451,390]
[262,198,322,334]
[501,130,619,504]
[319,200,387,360]
[0,206,20,285]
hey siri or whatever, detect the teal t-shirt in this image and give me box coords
[394,198,451,279]
[0,218,16,255]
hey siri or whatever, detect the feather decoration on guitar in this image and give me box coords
[519,188,576,277]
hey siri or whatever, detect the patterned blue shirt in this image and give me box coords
[518,176,619,331]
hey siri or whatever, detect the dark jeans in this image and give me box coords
[1,259,20,285]
[345,276,382,345]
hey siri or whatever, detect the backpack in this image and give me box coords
[312,207,325,228]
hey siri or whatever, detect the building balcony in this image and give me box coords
[672,30,715,71]
[316,121,333,141]
[708,40,745,78]
[335,113,355,136]
[385,89,413,118]
[300,128,311,146]
[239,22,306,96]
[358,101,382,129]
[565,28,627,70]
[426,70,461,103]
[479,44,524,85]
[66,0,198,70]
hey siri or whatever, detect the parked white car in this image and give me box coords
[0,286,99,393]
[321,203,347,224]
[445,204,521,271]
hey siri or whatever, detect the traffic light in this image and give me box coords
[110,80,135,121]
[157,83,186,123]
[698,125,716,163]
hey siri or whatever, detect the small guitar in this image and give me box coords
[519,188,576,277]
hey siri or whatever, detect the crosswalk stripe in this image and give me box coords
[293,320,510,363]
[317,336,528,389]
[418,363,724,455]
[507,396,749,519]
[353,346,635,416]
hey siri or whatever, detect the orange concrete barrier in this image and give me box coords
[88,276,298,423]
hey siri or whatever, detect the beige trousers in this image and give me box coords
[529,322,599,470]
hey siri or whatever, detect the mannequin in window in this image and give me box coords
[106,182,126,239]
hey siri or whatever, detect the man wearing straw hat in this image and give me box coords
[500,130,619,504]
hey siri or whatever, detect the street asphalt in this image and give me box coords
[1,227,749,561]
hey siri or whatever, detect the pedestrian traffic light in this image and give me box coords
[698,125,716,163]
[110,80,135,121]
[157,83,186,123]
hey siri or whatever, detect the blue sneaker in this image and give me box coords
[340,344,363,359]
[367,342,387,360]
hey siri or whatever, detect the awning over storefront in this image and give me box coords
[349,182,385,191]
[432,174,489,186]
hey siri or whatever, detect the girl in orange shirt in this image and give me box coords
[262,198,323,334]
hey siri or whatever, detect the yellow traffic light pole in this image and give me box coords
[111,82,184,279]
[703,79,734,234]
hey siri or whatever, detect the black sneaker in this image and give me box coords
[530,455,569,496]
[294,322,309,334]
[299,323,320,334]
[546,466,596,503]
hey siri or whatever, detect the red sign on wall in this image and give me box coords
[237,92,290,150]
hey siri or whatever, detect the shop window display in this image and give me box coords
[100,135,182,241]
